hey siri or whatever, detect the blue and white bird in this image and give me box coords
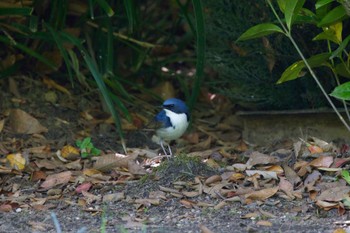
[154,98,190,157]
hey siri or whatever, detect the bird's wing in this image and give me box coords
[154,110,172,128]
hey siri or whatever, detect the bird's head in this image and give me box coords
[162,98,189,115]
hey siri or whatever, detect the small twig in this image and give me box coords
[50,212,62,233]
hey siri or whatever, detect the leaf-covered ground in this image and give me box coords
[1,77,350,233]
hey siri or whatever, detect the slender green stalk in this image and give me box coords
[267,0,350,132]
[189,0,205,110]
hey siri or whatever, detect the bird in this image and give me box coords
[154,98,190,157]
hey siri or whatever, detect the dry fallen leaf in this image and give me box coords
[61,145,80,160]
[309,156,333,168]
[213,201,226,210]
[6,153,26,170]
[278,177,294,198]
[199,224,215,233]
[246,151,278,168]
[304,170,321,186]
[311,137,336,152]
[8,109,48,134]
[180,199,196,208]
[241,212,259,219]
[43,76,70,95]
[31,170,47,181]
[0,204,12,212]
[134,198,160,206]
[316,200,339,210]
[76,182,92,193]
[81,191,101,204]
[94,153,138,171]
[308,145,323,154]
[265,165,284,174]
[35,159,64,170]
[256,220,273,227]
[245,187,278,201]
[332,228,347,233]
[228,172,245,182]
[128,160,147,175]
[182,191,201,198]
[40,171,72,190]
[282,163,302,186]
[246,170,278,180]
[317,186,350,202]
[205,175,222,185]
[128,148,158,158]
[102,192,125,203]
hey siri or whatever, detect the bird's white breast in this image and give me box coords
[156,109,189,141]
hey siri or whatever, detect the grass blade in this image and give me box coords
[94,0,115,17]
[60,32,126,152]
[189,0,205,110]
[0,7,33,16]
[45,22,74,85]
[0,34,57,70]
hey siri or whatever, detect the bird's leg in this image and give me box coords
[160,140,172,158]
[160,140,169,157]
[167,144,173,157]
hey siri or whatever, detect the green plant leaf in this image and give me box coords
[29,15,38,32]
[0,7,33,16]
[315,0,335,9]
[81,152,89,158]
[285,0,306,30]
[335,63,350,78]
[317,5,347,27]
[313,31,338,44]
[91,148,101,156]
[94,0,114,17]
[76,140,82,147]
[293,8,317,24]
[123,0,136,32]
[342,170,350,185]
[277,0,286,13]
[330,82,350,100]
[81,137,92,148]
[313,22,342,44]
[277,53,331,84]
[277,61,305,84]
[330,35,350,59]
[236,23,284,42]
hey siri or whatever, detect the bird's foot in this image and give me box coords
[160,141,173,158]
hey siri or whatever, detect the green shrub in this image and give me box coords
[203,0,347,110]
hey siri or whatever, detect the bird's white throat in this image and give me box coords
[156,109,189,141]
